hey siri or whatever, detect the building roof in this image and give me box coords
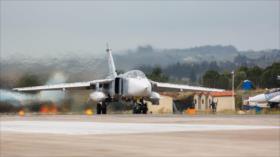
[194,91,235,97]
[209,91,234,97]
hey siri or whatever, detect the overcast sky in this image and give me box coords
[1,1,279,58]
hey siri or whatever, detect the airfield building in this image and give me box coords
[193,91,235,112]
[147,95,173,114]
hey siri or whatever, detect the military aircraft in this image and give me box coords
[248,88,280,107]
[248,88,280,102]
[13,45,224,114]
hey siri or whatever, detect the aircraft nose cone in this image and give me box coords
[127,79,151,97]
[269,95,280,103]
[135,85,150,95]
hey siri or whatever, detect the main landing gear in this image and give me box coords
[96,95,111,114]
[96,102,107,114]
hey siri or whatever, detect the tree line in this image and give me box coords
[141,62,279,90]
[202,62,280,89]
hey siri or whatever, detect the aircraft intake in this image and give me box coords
[89,91,106,102]
[149,92,160,105]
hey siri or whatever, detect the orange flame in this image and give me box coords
[49,105,57,114]
[18,110,25,116]
[85,108,93,115]
[40,105,49,114]
[40,104,58,114]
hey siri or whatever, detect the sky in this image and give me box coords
[1,1,279,58]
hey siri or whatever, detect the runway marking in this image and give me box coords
[1,121,279,135]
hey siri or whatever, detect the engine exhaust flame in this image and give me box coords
[40,105,49,114]
[49,105,58,114]
[84,108,93,115]
[18,110,25,116]
[40,104,58,114]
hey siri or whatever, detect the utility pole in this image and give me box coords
[231,71,235,106]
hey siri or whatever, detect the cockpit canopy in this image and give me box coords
[121,70,146,79]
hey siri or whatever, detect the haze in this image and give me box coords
[1,1,279,58]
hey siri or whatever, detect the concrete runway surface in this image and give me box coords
[1,115,280,157]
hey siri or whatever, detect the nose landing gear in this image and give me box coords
[132,98,148,114]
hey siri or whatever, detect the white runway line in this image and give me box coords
[1,121,279,135]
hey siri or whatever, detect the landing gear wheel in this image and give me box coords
[132,105,137,114]
[133,103,142,114]
[142,103,148,114]
[96,103,102,114]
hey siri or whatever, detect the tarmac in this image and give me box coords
[1,114,280,157]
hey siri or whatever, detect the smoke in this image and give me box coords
[0,72,69,106]
[0,89,35,106]
[37,72,68,102]
[45,72,68,85]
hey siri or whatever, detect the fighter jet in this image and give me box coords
[248,88,280,107]
[13,45,224,114]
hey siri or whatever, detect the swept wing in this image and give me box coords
[151,81,224,92]
[13,79,113,92]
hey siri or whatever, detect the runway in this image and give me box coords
[1,120,279,135]
[1,115,280,157]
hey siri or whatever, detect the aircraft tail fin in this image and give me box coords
[106,44,117,78]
